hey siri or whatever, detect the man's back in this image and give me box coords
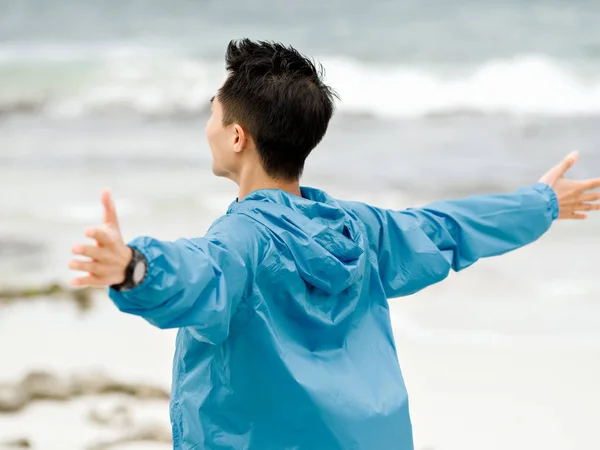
[169,187,413,449]
[109,184,558,449]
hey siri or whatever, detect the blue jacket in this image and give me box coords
[109,183,558,450]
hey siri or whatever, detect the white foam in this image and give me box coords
[1,44,600,118]
[323,55,600,117]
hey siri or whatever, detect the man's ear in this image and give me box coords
[232,124,247,154]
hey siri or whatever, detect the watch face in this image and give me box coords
[132,260,147,284]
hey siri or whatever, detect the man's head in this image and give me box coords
[206,39,337,182]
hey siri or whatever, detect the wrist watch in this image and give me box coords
[111,246,148,292]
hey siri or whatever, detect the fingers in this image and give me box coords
[561,212,588,220]
[70,234,118,283]
[68,252,124,287]
[580,191,600,202]
[583,178,600,191]
[68,259,106,276]
[70,275,110,288]
[102,189,120,230]
[85,226,116,246]
[556,151,580,177]
[572,190,600,213]
[540,151,580,185]
[72,244,108,261]
[69,242,119,277]
[559,199,600,220]
[577,202,600,211]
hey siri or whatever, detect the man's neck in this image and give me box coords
[237,175,302,201]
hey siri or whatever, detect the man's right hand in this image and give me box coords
[539,151,600,220]
[68,189,132,287]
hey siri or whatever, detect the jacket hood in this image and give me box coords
[228,187,365,295]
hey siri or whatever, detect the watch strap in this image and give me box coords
[110,246,147,292]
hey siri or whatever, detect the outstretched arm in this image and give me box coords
[344,152,600,298]
[68,190,254,344]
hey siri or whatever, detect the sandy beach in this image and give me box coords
[2,219,599,449]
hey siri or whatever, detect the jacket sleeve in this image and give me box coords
[344,182,559,298]
[108,216,257,344]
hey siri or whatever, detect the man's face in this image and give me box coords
[205,95,238,179]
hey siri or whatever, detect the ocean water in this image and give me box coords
[1,1,600,449]
[2,0,600,118]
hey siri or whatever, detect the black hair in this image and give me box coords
[217,39,337,181]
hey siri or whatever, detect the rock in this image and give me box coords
[0,384,28,413]
[70,371,169,400]
[20,371,70,401]
[70,371,116,396]
[71,288,94,311]
[118,383,170,400]
[0,283,94,312]
[87,404,133,428]
[0,437,32,448]
[0,370,169,414]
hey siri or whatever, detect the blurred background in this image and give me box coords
[1,0,600,449]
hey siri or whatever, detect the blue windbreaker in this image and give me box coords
[109,183,558,450]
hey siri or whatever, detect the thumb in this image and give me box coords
[102,189,120,229]
[539,151,580,185]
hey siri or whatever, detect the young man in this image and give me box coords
[69,40,600,449]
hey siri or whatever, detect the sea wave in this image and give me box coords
[1,44,599,119]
